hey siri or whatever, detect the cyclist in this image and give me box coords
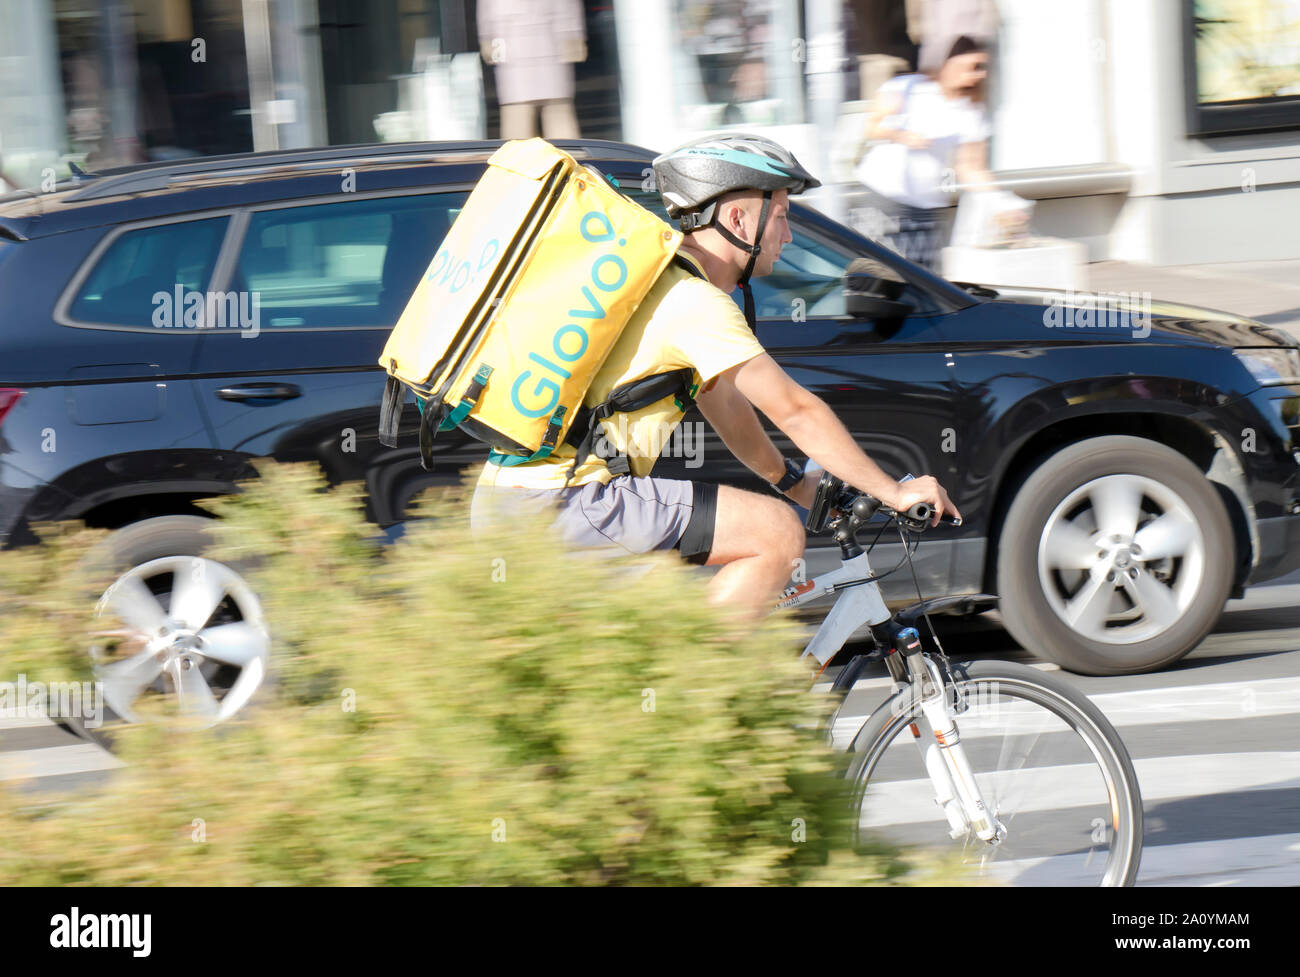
[470,132,961,618]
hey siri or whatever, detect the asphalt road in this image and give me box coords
[3,571,1297,886]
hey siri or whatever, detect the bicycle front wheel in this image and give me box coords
[846,660,1143,886]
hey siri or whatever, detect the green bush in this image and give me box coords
[0,463,961,885]
[0,520,111,685]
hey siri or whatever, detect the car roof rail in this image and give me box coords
[63,139,656,202]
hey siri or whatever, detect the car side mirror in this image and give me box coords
[844,275,914,320]
[845,288,915,320]
[842,258,914,321]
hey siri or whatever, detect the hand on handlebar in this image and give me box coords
[886,475,962,528]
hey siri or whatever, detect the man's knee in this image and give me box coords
[772,503,806,564]
[709,485,806,565]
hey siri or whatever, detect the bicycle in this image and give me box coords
[780,471,1144,886]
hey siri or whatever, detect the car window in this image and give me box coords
[624,187,939,319]
[68,217,229,326]
[233,192,465,329]
[750,233,850,318]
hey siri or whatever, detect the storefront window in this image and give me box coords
[1183,0,1300,135]
[669,0,805,129]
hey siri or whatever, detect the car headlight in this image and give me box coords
[1233,347,1300,386]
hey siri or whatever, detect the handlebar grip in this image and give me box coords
[901,501,962,528]
[906,502,933,524]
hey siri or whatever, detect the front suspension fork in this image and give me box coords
[887,628,1005,844]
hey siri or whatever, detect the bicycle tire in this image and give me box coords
[845,660,1143,886]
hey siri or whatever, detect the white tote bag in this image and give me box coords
[853,73,926,198]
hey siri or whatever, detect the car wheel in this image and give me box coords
[996,435,1233,675]
[79,515,271,731]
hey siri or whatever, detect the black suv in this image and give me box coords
[3,139,1299,724]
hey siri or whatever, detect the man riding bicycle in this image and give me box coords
[471,133,962,618]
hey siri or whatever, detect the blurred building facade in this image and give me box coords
[2,0,1298,266]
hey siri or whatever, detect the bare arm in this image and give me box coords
[721,353,962,522]
[695,378,786,485]
[954,139,995,190]
[865,90,928,149]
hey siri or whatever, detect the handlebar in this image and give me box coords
[899,500,963,531]
[852,496,962,533]
[805,470,962,536]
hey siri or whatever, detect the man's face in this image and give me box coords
[721,188,792,278]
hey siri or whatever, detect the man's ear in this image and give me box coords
[721,193,755,237]
[716,196,741,236]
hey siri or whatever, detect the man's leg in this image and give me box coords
[703,484,806,618]
[473,476,804,619]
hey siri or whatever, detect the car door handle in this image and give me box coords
[216,383,302,402]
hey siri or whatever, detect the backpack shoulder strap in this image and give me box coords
[672,252,706,280]
[561,367,698,483]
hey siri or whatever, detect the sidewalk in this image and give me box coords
[1088,260,1300,343]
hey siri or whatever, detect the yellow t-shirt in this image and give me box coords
[476,251,765,490]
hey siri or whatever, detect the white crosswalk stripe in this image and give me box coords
[832,675,1300,745]
[861,752,1300,828]
[0,714,67,730]
[1082,677,1300,726]
[0,742,124,782]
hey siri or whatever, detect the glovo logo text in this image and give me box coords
[511,210,629,418]
[426,237,501,295]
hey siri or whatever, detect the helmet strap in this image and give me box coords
[708,190,772,331]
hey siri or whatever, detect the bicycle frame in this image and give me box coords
[777,551,890,666]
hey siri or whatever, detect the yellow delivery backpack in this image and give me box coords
[377,138,691,477]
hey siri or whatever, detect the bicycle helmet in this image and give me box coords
[653,133,821,328]
[653,133,821,228]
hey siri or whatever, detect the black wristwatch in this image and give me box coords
[772,458,806,494]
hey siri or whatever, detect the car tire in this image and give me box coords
[74,514,273,739]
[996,435,1233,675]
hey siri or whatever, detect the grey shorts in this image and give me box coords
[470,475,718,564]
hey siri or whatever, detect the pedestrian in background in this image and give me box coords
[478,0,587,140]
[916,0,998,74]
[853,34,994,269]
[845,0,919,104]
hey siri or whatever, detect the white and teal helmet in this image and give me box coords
[652,133,821,328]
[652,133,821,232]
